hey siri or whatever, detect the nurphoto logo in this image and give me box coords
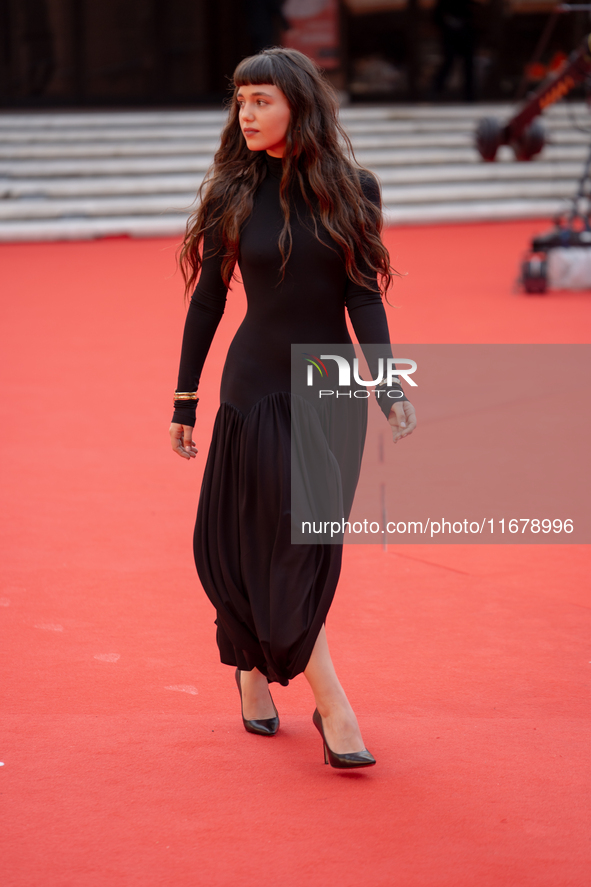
[303,353,417,399]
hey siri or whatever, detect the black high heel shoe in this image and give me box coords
[312,708,376,769]
[235,669,279,736]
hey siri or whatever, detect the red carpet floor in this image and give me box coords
[1,220,590,886]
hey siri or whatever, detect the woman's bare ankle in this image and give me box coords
[317,706,365,754]
[237,668,276,720]
[314,688,354,721]
[239,667,268,689]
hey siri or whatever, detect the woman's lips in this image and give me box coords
[243,129,259,135]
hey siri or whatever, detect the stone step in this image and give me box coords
[355,144,590,166]
[377,160,583,184]
[1,142,589,181]
[0,115,583,141]
[0,215,186,241]
[0,125,226,143]
[340,103,582,120]
[0,101,583,128]
[0,173,206,198]
[0,178,577,222]
[0,193,195,220]
[0,140,224,159]
[0,160,582,202]
[0,198,562,242]
[383,199,564,224]
[381,179,576,204]
[0,155,214,177]
[0,110,228,128]
[1,127,588,159]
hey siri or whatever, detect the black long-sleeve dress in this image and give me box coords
[173,153,396,685]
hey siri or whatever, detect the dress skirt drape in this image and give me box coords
[194,392,367,685]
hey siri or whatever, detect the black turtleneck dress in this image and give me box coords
[173,154,395,685]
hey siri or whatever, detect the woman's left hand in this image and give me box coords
[388,401,417,444]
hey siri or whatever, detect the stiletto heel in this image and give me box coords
[235,668,279,736]
[312,708,376,769]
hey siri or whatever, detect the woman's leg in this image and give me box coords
[304,625,366,754]
[238,667,277,720]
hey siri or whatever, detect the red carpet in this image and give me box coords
[1,220,590,886]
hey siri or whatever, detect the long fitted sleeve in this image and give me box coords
[344,173,407,417]
[172,228,230,426]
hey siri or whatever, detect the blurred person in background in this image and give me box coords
[244,0,289,52]
[431,0,476,102]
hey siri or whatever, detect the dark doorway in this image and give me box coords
[0,0,252,107]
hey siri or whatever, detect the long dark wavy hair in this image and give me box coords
[179,47,395,298]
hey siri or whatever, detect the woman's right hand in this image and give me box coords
[169,423,197,460]
[388,400,417,444]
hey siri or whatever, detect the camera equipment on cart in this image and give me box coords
[475,13,591,293]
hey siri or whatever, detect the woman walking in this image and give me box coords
[170,47,416,768]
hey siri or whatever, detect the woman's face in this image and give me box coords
[237,83,292,158]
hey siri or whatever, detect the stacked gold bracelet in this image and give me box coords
[375,378,403,390]
[173,391,198,404]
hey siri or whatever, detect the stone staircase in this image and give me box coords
[1,102,590,240]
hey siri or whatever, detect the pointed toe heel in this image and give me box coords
[235,669,279,736]
[312,708,376,769]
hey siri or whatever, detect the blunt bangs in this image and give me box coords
[233,54,278,88]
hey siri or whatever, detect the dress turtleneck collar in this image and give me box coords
[265,153,284,179]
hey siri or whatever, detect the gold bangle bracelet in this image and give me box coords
[174,392,198,400]
[375,379,402,389]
